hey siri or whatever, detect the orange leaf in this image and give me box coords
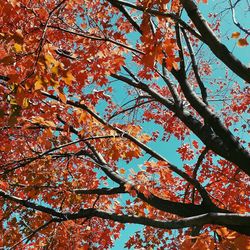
[237,38,249,47]
[58,92,67,104]
[231,32,240,39]
[63,71,75,85]
[119,168,126,174]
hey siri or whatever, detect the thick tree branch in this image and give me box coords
[180,0,250,82]
[112,72,250,175]
[107,0,142,34]
[0,190,65,218]
[172,70,250,175]
[0,189,249,235]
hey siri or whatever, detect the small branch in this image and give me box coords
[183,147,209,204]
[156,67,180,106]
[108,99,153,121]
[1,135,119,175]
[192,147,209,203]
[229,0,250,35]
[193,147,209,180]
[47,25,143,54]
[181,28,208,105]
[175,23,185,75]
[10,219,57,249]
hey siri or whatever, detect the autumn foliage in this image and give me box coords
[0,0,250,249]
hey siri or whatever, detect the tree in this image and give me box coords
[0,0,249,248]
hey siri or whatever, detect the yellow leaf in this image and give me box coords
[237,38,249,47]
[51,65,59,74]
[119,168,126,174]
[22,98,29,108]
[44,53,61,72]
[44,53,56,65]
[32,116,45,124]
[231,32,240,39]
[44,121,56,127]
[34,77,44,90]
[13,43,22,53]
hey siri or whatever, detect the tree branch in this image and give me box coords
[172,69,250,175]
[180,0,250,82]
[181,27,208,105]
[47,25,143,54]
[107,0,142,34]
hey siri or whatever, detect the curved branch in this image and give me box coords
[180,0,250,82]
[229,0,250,35]
[0,190,248,235]
[82,211,250,233]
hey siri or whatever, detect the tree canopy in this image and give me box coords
[0,0,250,249]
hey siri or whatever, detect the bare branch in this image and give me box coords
[181,27,208,105]
[229,0,250,35]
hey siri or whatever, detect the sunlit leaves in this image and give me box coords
[180,233,215,250]
[34,77,44,90]
[62,71,75,85]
